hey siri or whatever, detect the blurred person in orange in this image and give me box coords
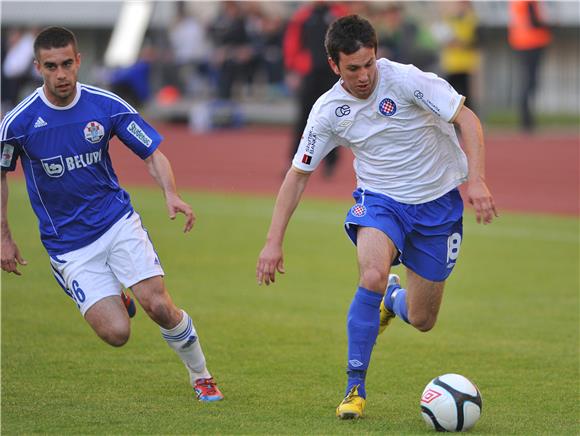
[508,0,552,132]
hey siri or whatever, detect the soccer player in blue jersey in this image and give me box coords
[256,15,497,419]
[0,26,223,402]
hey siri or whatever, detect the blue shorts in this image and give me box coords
[344,188,464,282]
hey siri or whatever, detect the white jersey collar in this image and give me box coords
[38,82,82,110]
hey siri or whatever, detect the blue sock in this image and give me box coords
[384,283,410,324]
[345,287,383,399]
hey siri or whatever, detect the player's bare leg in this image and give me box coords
[357,227,397,293]
[84,296,131,347]
[131,276,181,329]
[337,227,397,419]
[131,276,223,402]
[405,269,445,332]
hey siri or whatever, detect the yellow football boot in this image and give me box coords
[378,274,400,335]
[336,385,366,419]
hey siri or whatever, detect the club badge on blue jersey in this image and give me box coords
[378,98,397,117]
[84,121,105,144]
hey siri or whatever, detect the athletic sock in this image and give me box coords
[160,310,211,385]
[345,286,382,399]
[385,283,410,324]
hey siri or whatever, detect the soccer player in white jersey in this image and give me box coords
[0,27,223,402]
[256,15,497,419]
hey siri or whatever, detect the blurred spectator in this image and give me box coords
[375,3,438,72]
[105,43,157,108]
[435,1,481,109]
[208,1,256,101]
[245,4,288,100]
[168,1,211,98]
[508,0,552,132]
[1,28,37,113]
[284,1,348,178]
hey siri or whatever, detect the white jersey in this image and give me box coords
[292,58,468,204]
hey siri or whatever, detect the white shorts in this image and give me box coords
[49,210,165,316]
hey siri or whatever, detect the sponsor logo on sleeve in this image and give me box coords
[1,144,15,167]
[378,98,397,117]
[305,126,317,154]
[83,121,105,144]
[414,90,440,116]
[335,104,351,117]
[127,121,153,147]
[301,154,312,165]
[41,156,65,177]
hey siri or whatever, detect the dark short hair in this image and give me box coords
[33,26,78,59]
[325,15,377,66]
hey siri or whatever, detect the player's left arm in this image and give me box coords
[452,105,498,224]
[144,149,194,233]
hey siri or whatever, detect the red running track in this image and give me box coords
[11,124,580,216]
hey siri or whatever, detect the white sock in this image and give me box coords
[160,310,211,385]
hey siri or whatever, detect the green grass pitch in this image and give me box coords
[2,181,578,434]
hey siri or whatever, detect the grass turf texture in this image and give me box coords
[2,181,578,434]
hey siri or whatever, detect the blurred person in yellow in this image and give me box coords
[437,1,480,109]
[508,0,552,132]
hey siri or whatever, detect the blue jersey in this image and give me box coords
[0,83,162,255]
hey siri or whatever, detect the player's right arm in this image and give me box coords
[256,168,311,286]
[257,96,337,285]
[1,171,27,275]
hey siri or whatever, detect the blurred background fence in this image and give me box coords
[2,0,579,128]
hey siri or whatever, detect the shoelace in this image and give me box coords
[196,378,218,395]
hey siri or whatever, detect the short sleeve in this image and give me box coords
[405,66,465,123]
[113,113,163,159]
[291,108,339,172]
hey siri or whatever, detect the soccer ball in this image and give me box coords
[420,373,482,432]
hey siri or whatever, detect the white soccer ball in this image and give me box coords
[420,373,482,432]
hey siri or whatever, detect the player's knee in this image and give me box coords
[100,325,130,347]
[141,294,174,326]
[409,313,437,332]
[359,267,388,292]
